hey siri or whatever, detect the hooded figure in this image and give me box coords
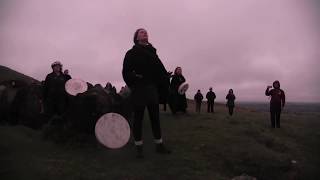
[265,80,286,128]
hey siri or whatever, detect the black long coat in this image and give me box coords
[122,44,169,105]
[169,74,187,112]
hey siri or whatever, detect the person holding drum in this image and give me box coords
[226,89,236,116]
[122,28,171,158]
[43,61,69,117]
[265,80,286,128]
[169,67,188,114]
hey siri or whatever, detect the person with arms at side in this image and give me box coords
[206,87,216,113]
[194,90,203,113]
[226,89,236,116]
[122,28,171,158]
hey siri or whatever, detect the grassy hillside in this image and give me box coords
[0,65,39,84]
[0,102,319,180]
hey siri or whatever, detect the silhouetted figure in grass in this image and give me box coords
[206,87,216,113]
[43,61,69,118]
[194,90,203,113]
[265,80,286,128]
[226,89,236,116]
[169,67,187,114]
[122,28,171,158]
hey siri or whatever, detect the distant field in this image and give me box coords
[1,102,320,180]
[237,102,320,113]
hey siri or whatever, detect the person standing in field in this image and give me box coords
[194,90,203,113]
[43,61,69,117]
[169,67,187,114]
[265,80,286,128]
[122,28,171,158]
[226,89,236,116]
[206,87,216,113]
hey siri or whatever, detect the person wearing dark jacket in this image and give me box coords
[206,87,216,113]
[122,28,171,158]
[226,89,236,116]
[265,80,285,128]
[169,67,187,114]
[63,69,72,80]
[194,90,203,113]
[43,61,69,117]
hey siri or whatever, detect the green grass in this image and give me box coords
[1,102,319,180]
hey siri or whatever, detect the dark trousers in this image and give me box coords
[44,98,67,117]
[163,103,167,111]
[207,101,214,113]
[133,104,162,142]
[228,107,234,116]
[270,109,281,128]
[195,102,201,113]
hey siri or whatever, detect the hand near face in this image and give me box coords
[267,86,272,89]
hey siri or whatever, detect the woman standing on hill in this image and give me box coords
[265,80,286,128]
[226,89,236,116]
[168,67,187,114]
[122,28,171,158]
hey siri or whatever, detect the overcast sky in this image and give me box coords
[1,0,319,102]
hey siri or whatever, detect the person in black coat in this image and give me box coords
[43,61,69,117]
[63,69,72,80]
[226,89,236,116]
[168,67,187,114]
[194,90,203,113]
[265,80,286,128]
[122,28,171,158]
[206,87,216,113]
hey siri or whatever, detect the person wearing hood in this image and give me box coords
[43,61,69,117]
[265,80,286,128]
[122,28,171,158]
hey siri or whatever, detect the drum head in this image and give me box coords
[95,113,130,149]
[178,82,189,95]
[65,79,88,96]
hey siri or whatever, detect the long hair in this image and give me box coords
[133,28,145,45]
[174,67,182,75]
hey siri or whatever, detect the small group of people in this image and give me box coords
[194,88,235,116]
[122,28,287,158]
[41,28,286,159]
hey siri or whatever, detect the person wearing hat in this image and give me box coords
[168,67,187,114]
[194,90,203,113]
[226,89,236,116]
[265,80,286,128]
[43,61,69,117]
[206,87,216,113]
[122,28,171,158]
